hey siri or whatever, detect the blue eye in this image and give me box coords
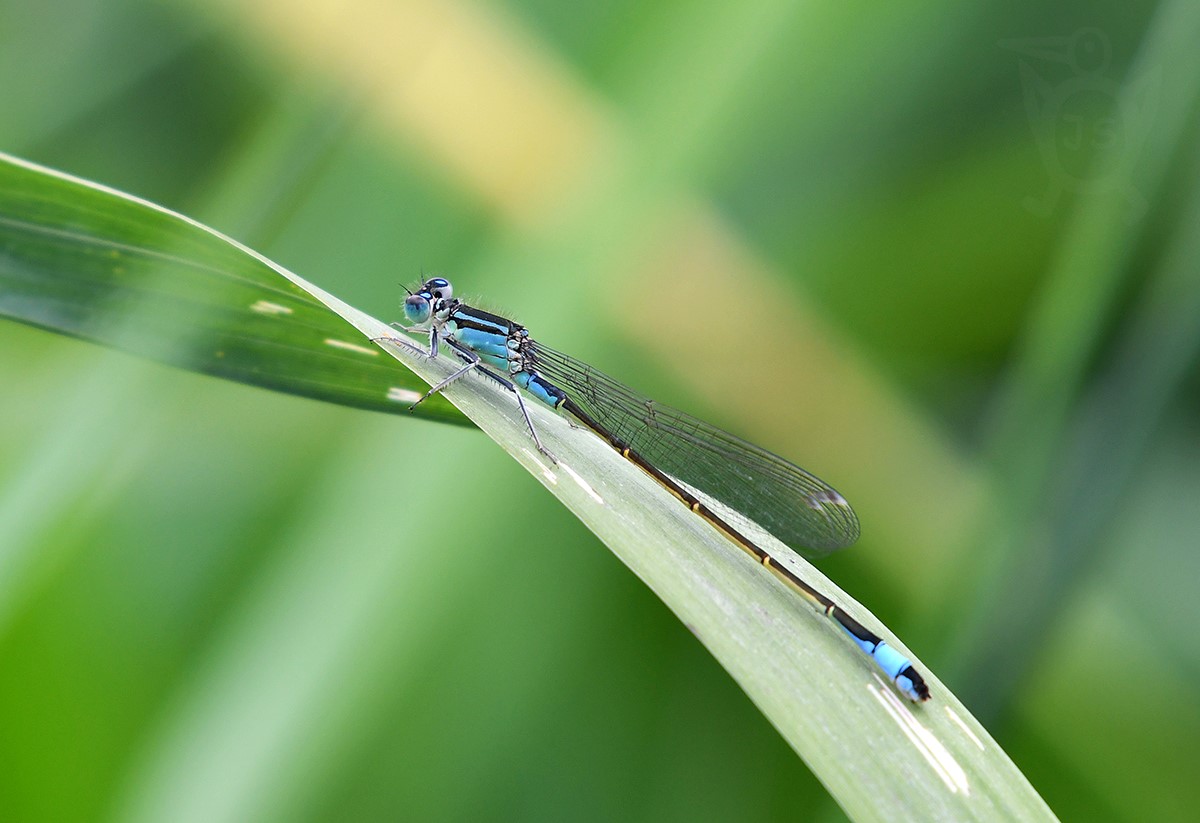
[425,277,453,301]
[404,293,432,324]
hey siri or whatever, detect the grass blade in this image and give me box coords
[0,151,466,426]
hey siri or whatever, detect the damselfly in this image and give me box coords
[383,277,929,702]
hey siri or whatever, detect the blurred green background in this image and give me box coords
[2,0,1199,820]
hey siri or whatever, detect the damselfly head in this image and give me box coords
[404,277,455,325]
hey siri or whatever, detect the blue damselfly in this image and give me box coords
[384,277,929,702]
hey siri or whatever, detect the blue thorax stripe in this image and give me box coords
[452,305,516,336]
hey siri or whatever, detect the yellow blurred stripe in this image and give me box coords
[199,0,616,223]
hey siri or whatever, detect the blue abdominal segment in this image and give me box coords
[839,625,926,702]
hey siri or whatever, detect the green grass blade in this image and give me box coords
[0,151,467,426]
[0,153,1054,820]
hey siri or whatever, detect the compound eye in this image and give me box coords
[403,293,432,325]
[425,277,453,301]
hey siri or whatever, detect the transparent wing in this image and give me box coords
[528,343,859,556]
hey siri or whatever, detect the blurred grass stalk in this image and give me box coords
[947,0,1200,718]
